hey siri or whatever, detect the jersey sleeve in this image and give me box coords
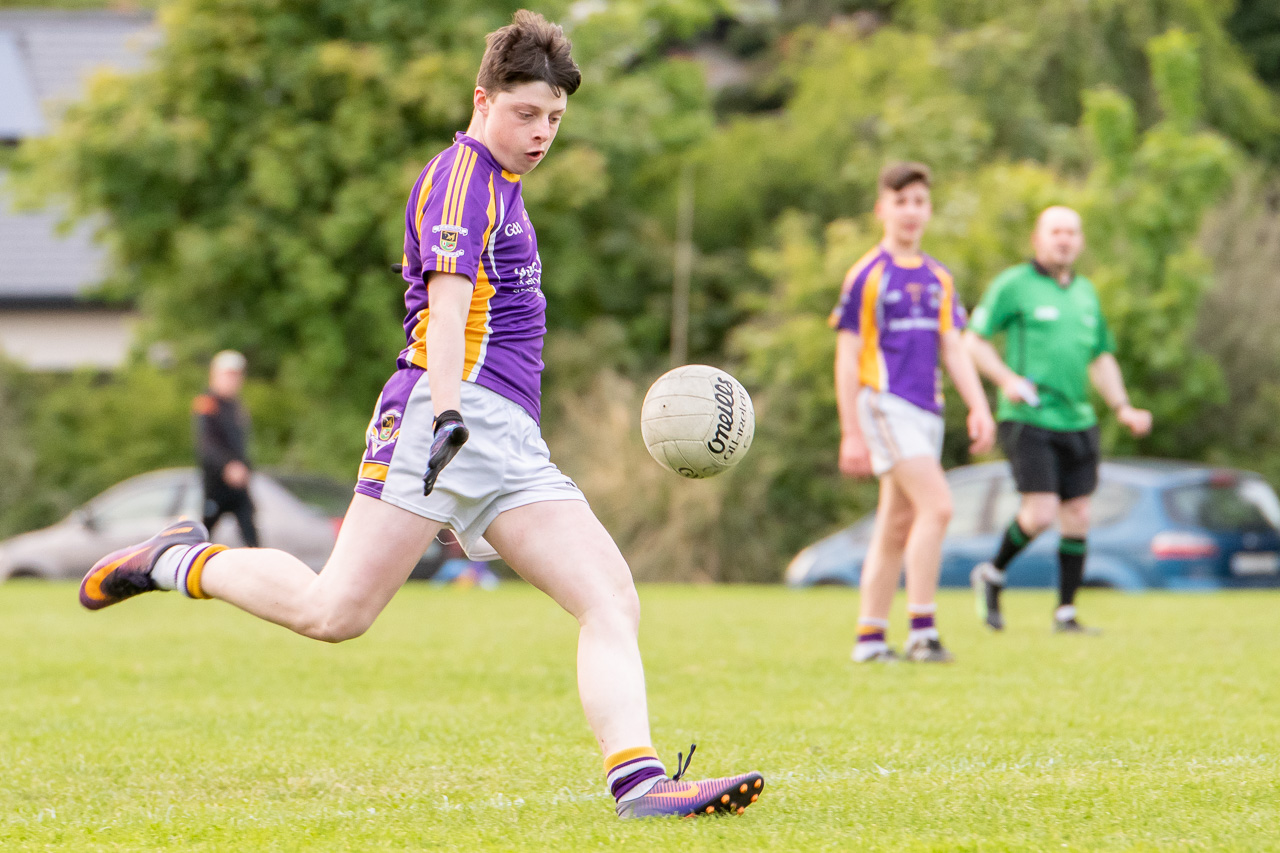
[416,146,494,284]
[969,269,1018,338]
[928,258,966,334]
[1094,300,1117,357]
[829,260,876,334]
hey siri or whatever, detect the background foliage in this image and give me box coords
[3,0,1279,579]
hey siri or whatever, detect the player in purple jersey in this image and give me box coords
[832,162,995,663]
[78,11,763,820]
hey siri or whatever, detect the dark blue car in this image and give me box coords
[785,460,1280,591]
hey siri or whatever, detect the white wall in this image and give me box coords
[0,309,138,370]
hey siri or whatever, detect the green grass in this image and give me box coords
[1,583,1277,851]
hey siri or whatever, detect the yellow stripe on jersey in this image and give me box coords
[829,246,884,328]
[857,260,888,390]
[928,259,957,335]
[435,147,473,274]
[449,148,479,274]
[412,156,439,241]
[405,160,496,372]
[463,175,499,379]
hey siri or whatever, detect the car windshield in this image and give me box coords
[1164,477,1280,532]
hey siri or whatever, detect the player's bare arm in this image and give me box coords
[835,330,872,477]
[423,272,472,415]
[941,330,995,454]
[962,329,1037,405]
[1089,352,1152,437]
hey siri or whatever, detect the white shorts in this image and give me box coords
[855,389,944,477]
[355,372,585,560]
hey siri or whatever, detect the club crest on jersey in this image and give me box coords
[431,224,468,259]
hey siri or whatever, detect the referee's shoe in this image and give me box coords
[971,562,1004,631]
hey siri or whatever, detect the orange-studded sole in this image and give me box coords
[685,773,764,818]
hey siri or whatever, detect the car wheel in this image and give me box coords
[8,567,44,580]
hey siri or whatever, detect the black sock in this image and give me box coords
[993,519,1034,571]
[1058,537,1086,607]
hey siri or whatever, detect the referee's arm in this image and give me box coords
[1088,354,1153,437]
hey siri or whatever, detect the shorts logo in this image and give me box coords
[368,409,402,452]
[378,412,398,442]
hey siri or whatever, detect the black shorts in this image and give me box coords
[997,421,1100,501]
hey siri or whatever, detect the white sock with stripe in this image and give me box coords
[150,543,224,598]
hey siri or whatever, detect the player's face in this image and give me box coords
[1033,213,1084,268]
[876,182,932,246]
[474,81,567,175]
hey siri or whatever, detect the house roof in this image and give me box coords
[0,196,108,304]
[0,10,157,115]
[0,10,156,306]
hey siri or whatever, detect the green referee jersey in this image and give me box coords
[969,261,1116,432]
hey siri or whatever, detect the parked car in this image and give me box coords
[785,460,1280,591]
[0,468,443,581]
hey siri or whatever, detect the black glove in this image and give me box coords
[423,410,469,496]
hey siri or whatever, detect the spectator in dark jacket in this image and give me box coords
[193,351,258,547]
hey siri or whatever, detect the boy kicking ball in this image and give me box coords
[80,10,762,820]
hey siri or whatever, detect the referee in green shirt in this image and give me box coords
[965,206,1152,633]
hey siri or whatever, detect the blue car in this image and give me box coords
[785,459,1280,591]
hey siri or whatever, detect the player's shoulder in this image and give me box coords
[192,393,218,416]
[843,245,888,286]
[921,253,954,283]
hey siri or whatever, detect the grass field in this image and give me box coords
[2,582,1277,851]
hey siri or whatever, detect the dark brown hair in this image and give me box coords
[878,161,931,193]
[477,10,581,97]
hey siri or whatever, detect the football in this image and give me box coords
[640,365,755,479]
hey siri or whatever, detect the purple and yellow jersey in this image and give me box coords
[400,133,546,422]
[829,245,966,414]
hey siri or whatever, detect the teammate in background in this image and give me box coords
[79,11,763,820]
[193,350,258,547]
[833,162,995,664]
[966,206,1152,633]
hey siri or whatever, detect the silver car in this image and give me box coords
[0,468,344,580]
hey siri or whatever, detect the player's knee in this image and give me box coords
[308,616,370,644]
[917,499,952,531]
[883,509,915,544]
[299,601,373,644]
[582,572,641,634]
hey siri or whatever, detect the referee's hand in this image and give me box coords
[1116,404,1152,438]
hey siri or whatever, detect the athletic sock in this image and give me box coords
[907,604,939,644]
[992,519,1034,575]
[853,618,890,660]
[150,543,226,599]
[605,747,666,803]
[1058,536,1086,608]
